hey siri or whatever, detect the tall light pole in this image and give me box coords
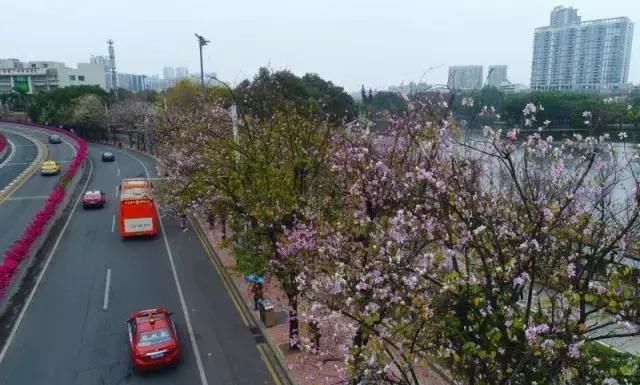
[194,33,209,89]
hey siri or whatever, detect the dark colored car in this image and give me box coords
[102,152,115,162]
[82,190,106,209]
[127,308,180,372]
[48,135,62,144]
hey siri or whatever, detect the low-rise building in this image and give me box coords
[0,59,106,93]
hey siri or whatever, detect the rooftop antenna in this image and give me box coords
[108,39,118,99]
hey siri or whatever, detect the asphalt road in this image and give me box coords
[0,130,36,192]
[0,124,76,265]
[0,140,275,385]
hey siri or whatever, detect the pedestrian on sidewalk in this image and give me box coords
[179,213,188,232]
[207,212,216,230]
[251,281,264,310]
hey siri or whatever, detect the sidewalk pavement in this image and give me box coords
[196,215,451,385]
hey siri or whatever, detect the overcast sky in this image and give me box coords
[1,0,638,92]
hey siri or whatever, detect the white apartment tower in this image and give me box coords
[531,6,634,92]
[487,65,508,87]
[447,65,483,90]
[175,67,189,79]
[163,66,175,81]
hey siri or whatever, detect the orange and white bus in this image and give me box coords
[119,179,159,238]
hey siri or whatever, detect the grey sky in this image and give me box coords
[1,0,638,92]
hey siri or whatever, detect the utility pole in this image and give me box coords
[107,39,118,99]
[194,33,209,89]
[230,104,239,168]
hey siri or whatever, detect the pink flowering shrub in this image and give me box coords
[0,123,87,298]
[0,133,6,154]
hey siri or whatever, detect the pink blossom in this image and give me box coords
[566,263,576,279]
[568,342,583,359]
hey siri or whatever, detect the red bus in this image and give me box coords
[119,179,159,238]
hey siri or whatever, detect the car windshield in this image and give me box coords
[85,191,101,199]
[137,328,171,347]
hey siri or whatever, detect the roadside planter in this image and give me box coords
[0,123,87,298]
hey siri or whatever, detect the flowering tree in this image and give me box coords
[155,93,338,350]
[108,99,157,151]
[279,97,458,383]
[70,94,106,139]
[283,98,640,384]
[431,103,640,385]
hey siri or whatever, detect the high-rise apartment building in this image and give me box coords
[163,66,175,81]
[550,6,580,27]
[447,66,483,90]
[117,73,147,92]
[531,7,634,92]
[487,65,508,87]
[175,67,189,79]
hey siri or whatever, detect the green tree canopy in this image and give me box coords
[235,68,356,123]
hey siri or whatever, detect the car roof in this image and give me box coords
[84,189,102,194]
[43,160,57,164]
[50,134,60,137]
[134,312,171,333]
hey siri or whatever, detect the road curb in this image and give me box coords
[0,156,88,344]
[189,217,298,385]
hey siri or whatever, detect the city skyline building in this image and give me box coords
[550,5,581,27]
[531,6,634,92]
[163,66,175,81]
[175,66,189,79]
[447,65,483,90]
[117,73,147,92]
[487,65,509,88]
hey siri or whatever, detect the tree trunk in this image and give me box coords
[351,325,368,384]
[310,320,320,352]
[221,215,227,240]
[288,294,299,350]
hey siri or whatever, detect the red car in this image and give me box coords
[127,308,180,372]
[82,190,106,209]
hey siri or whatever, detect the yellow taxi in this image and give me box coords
[40,160,61,176]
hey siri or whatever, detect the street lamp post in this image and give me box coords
[194,33,209,89]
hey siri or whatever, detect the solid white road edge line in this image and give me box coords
[111,215,116,233]
[102,269,112,311]
[0,158,94,365]
[119,148,209,385]
[0,138,15,168]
